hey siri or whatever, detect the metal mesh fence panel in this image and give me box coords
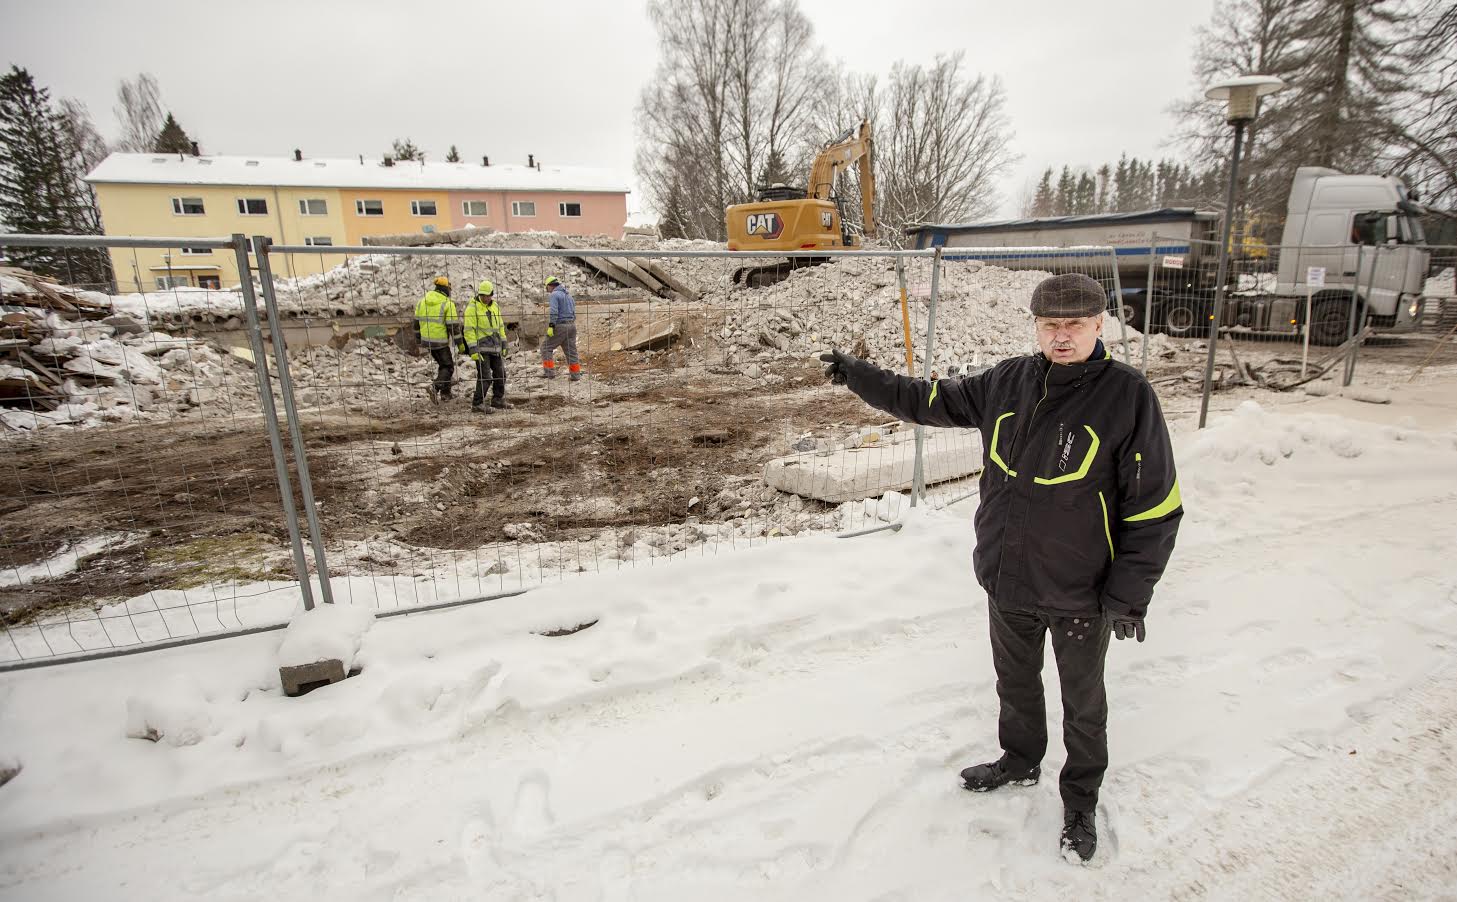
[258,240,953,612]
[1149,235,1432,394]
[1410,246,1457,378]
[16,229,1342,665]
[0,235,313,664]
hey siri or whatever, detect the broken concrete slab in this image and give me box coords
[637,259,699,301]
[618,319,681,352]
[763,427,983,502]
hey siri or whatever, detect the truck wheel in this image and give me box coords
[1161,297,1207,337]
[1310,297,1356,346]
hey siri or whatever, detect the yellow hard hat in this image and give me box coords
[433,276,450,288]
[476,280,495,297]
[545,276,561,288]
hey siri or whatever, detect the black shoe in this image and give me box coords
[470,404,494,414]
[569,373,582,382]
[490,400,512,409]
[1060,808,1097,862]
[540,369,556,379]
[960,758,1041,792]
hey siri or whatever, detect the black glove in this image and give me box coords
[1107,613,1146,642]
[819,350,852,385]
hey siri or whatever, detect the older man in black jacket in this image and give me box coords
[820,273,1182,862]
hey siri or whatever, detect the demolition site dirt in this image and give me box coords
[1,356,882,625]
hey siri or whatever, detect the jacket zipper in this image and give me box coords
[992,362,1052,599]
[1006,364,1052,480]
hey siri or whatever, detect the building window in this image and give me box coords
[244,236,272,254]
[304,236,333,246]
[298,198,328,216]
[512,201,536,217]
[559,202,582,218]
[155,275,189,289]
[237,197,268,216]
[180,247,212,256]
[462,200,488,217]
[356,199,383,216]
[197,275,221,289]
[410,200,438,216]
[171,196,205,215]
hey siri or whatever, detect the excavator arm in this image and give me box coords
[806,119,876,239]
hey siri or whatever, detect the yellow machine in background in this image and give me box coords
[726,120,876,287]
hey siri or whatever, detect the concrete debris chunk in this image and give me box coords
[763,427,983,503]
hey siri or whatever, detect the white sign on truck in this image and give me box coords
[1162,255,1185,270]
[1306,266,1326,288]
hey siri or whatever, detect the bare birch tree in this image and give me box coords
[1380,0,1457,208]
[637,0,737,239]
[876,54,1017,233]
[114,73,165,154]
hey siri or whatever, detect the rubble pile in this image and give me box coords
[285,338,527,408]
[0,268,257,431]
[107,232,630,329]
[702,257,1051,375]
[275,231,626,318]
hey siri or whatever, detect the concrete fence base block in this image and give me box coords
[280,659,346,697]
[764,427,983,503]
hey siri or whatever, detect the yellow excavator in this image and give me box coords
[725,119,876,287]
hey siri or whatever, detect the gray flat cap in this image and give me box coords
[1030,273,1106,318]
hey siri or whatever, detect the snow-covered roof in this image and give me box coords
[85,152,630,194]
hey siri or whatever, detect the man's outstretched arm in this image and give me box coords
[821,350,988,430]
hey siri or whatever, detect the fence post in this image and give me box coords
[909,247,943,508]
[233,234,314,611]
[253,237,335,605]
[1143,231,1158,375]
[1345,244,1377,387]
[1108,249,1131,368]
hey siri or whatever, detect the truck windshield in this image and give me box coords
[1353,211,1421,245]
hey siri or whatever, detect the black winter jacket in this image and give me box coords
[842,341,1182,619]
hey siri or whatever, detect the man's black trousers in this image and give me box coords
[988,598,1111,812]
[429,346,454,397]
[472,353,506,407]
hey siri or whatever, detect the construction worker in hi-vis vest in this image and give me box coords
[464,280,510,412]
[414,275,461,402]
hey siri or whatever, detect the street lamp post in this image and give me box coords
[1197,75,1286,429]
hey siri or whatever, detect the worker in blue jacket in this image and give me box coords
[539,276,581,381]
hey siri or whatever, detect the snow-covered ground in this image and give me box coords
[1,391,1456,900]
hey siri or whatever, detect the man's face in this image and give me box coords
[1035,314,1104,365]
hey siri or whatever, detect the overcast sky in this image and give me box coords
[2,0,1216,222]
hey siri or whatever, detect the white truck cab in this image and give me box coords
[1277,167,1429,330]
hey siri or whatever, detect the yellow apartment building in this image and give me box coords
[86,152,632,291]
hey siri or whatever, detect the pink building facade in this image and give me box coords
[447,190,627,238]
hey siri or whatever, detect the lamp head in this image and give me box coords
[1205,75,1286,124]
